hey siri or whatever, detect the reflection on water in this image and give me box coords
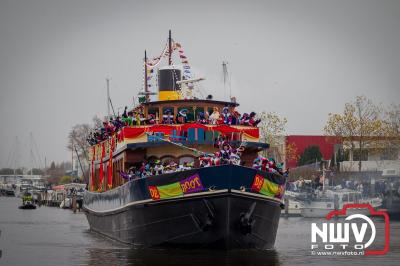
[84,248,279,266]
[1,197,399,266]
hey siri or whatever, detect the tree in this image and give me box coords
[258,111,296,163]
[67,123,91,182]
[382,104,400,159]
[59,175,73,184]
[298,145,322,166]
[324,96,384,171]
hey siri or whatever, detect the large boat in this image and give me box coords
[83,32,287,249]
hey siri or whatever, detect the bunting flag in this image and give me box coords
[107,137,115,189]
[98,143,105,191]
[251,174,284,199]
[148,173,204,200]
[90,146,95,191]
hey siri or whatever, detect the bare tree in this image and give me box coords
[67,123,91,181]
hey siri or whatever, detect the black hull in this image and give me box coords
[383,195,400,219]
[84,165,285,250]
[85,190,281,249]
[19,204,36,209]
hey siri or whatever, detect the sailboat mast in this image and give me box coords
[106,78,111,120]
[30,132,33,175]
[144,50,149,102]
[168,30,172,65]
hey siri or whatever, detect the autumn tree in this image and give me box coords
[324,96,384,172]
[259,111,298,164]
[382,104,400,159]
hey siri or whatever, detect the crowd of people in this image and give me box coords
[163,106,261,127]
[117,137,287,180]
[119,160,195,180]
[87,106,262,145]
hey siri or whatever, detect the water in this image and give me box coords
[0,197,399,266]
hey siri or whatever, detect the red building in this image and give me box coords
[286,135,341,168]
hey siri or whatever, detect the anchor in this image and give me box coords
[239,202,257,234]
[193,199,215,231]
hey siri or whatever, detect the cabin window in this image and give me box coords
[207,107,214,116]
[177,106,196,122]
[148,107,159,120]
[349,193,354,202]
[194,107,205,121]
[162,107,174,115]
[161,156,176,164]
[343,194,349,202]
[178,156,195,164]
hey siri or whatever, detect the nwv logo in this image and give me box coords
[312,214,376,249]
[310,204,390,256]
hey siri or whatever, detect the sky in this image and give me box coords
[0,0,399,168]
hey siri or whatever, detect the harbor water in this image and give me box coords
[0,197,399,266]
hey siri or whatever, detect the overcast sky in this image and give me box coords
[1,0,399,168]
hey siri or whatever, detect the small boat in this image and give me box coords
[18,192,37,210]
[300,189,382,218]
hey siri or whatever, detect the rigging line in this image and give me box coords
[109,98,116,117]
[145,132,213,157]
[32,134,43,168]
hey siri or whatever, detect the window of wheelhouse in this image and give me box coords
[162,107,174,124]
[193,107,205,121]
[161,156,176,164]
[178,156,195,165]
[148,107,159,122]
[177,106,199,122]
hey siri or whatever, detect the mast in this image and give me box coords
[30,132,33,176]
[106,78,110,120]
[222,61,228,100]
[168,30,172,66]
[144,50,149,102]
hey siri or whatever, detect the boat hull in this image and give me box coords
[84,165,285,249]
[85,190,281,249]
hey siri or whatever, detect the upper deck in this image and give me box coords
[90,98,263,161]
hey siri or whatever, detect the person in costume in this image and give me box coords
[209,107,220,125]
[229,149,241,165]
[199,155,212,167]
[126,112,134,126]
[122,106,128,118]
[241,113,250,125]
[249,112,261,127]
[162,109,174,124]
[147,114,156,124]
[197,112,207,124]
[176,109,188,124]
[212,152,221,166]
[153,160,164,175]
[221,107,231,124]
[220,142,232,165]
[231,110,241,125]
